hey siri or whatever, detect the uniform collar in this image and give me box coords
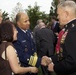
[21,29,27,33]
[64,18,76,30]
[66,18,76,24]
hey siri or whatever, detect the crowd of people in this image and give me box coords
[0,0,76,75]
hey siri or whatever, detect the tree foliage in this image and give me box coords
[10,2,49,30]
[25,2,48,30]
[10,2,24,22]
[2,11,9,21]
[49,0,59,18]
[49,0,76,18]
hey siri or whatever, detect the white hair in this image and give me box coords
[39,22,45,29]
[57,1,76,16]
[37,19,43,24]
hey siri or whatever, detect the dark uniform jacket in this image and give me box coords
[13,26,41,75]
[51,19,76,75]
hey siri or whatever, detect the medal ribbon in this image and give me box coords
[56,28,65,53]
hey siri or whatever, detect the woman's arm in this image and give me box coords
[6,45,38,74]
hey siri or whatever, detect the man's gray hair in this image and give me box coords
[37,19,43,24]
[57,0,76,15]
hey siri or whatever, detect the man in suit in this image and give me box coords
[51,16,61,35]
[51,16,61,47]
[33,19,43,41]
[13,12,51,75]
[33,19,43,34]
[46,1,76,75]
[35,22,55,75]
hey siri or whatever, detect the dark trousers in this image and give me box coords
[41,65,51,75]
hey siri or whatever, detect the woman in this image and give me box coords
[0,21,38,75]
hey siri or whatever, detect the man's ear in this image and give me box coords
[65,10,69,18]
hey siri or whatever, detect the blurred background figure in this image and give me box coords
[33,19,43,36]
[51,16,61,48]
[33,19,43,43]
[35,22,55,75]
[46,22,52,29]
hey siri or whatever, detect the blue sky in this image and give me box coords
[0,0,52,15]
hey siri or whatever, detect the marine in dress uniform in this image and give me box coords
[13,26,41,75]
[51,19,76,75]
[47,1,76,75]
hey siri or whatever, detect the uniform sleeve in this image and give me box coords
[53,28,76,74]
[28,52,41,67]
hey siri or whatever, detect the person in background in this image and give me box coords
[35,22,55,58]
[13,12,51,75]
[34,19,43,31]
[33,19,43,38]
[0,21,38,75]
[35,22,55,75]
[51,16,61,48]
[51,16,61,37]
[44,1,76,75]
[46,22,52,29]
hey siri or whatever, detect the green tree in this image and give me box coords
[11,2,49,30]
[2,11,9,21]
[49,0,59,18]
[25,2,48,30]
[10,2,24,22]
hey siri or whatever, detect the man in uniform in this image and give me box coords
[13,12,50,75]
[46,1,76,75]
